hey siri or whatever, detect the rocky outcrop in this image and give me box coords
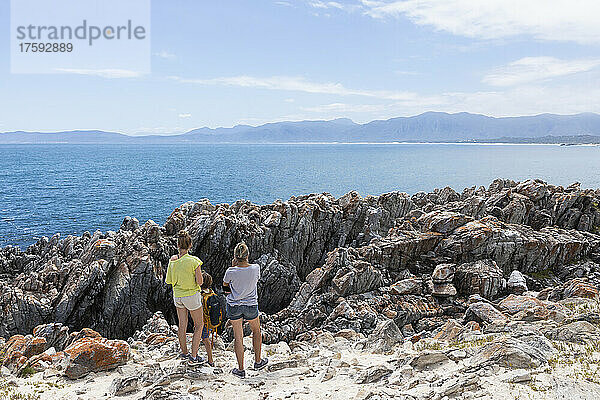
[0,178,599,343]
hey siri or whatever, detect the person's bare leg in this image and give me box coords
[176,307,188,355]
[189,308,205,359]
[248,317,262,363]
[202,337,214,364]
[231,318,244,370]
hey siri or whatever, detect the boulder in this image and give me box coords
[546,321,600,344]
[0,335,47,371]
[514,179,549,202]
[1,178,599,343]
[507,271,528,295]
[410,351,450,370]
[367,320,403,353]
[497,294,546,315]
[63,337,130,379]
[433,319,464,342]
[355,364,393,384]
[432,283,457,298]
[563,279,599,299]
[390,279,422,296]
[432,263,455,284]
[454,260,503,300]
[464,302,507,325]
[110,375,140,396]
[33,323,70,351]
[418,211,473,234]
[469,337,551,369]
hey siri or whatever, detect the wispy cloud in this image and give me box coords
[275,1,294,7]
[308,0,363,12]
[178,113,192,118]
[153,51,176,59]
[55,68,143,78]
[169,75,419,101]
[360,0,600,44]
[483,57,600,87]
[298,84,600,121]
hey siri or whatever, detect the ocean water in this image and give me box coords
[1,143,600,248]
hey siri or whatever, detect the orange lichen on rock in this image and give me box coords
[563,278,599,299]
[63,337,130,379]
[145,333,175,346]
[22,336,47,358]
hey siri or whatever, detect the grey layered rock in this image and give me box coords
[256,254,300,314]
[507,271,528,295]
[432,264,455,283]
[454,260,503,300]
[367,319,403,353]
[546,321,600,344]
[110,375,139,396]
[464,302,508,325]
[410,351,450,370]
[390,279,422,296]
[355,364,392,384]
[469,336,552,369]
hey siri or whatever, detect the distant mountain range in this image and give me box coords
[2,112,600,144]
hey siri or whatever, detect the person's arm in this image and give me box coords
[222,268,232,293]
[195,262,203,287]
[165,260,174,285]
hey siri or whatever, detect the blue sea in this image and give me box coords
[2,143,600,248]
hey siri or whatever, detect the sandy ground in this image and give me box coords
[3,332,600,400]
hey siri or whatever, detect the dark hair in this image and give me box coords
[234,242,249,261]
[201,271,213,290]
[177,230,192,250]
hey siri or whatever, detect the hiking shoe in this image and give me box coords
[254,358,268,370]
[231,368,246,378]
[208,361,215,367]
[178,353,189,360]
[187,356,204,366]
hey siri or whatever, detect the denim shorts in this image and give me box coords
[226,303,259,321]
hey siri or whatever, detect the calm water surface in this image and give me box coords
[1,143,599,248]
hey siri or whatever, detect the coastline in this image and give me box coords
[1,178,600,399]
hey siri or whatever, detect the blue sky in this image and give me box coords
[1,0,599,134]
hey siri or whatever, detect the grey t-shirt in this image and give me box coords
[223,264,260,306]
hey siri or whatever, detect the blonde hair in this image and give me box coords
[234,242,249,261]
[177,230,192,251]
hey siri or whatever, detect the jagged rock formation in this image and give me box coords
[0,178,599,343]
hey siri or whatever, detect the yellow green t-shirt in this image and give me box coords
[165,254,203,297]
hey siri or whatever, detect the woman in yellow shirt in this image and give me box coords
[165,230,205,365]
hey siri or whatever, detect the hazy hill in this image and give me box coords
[2,112,600,144]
